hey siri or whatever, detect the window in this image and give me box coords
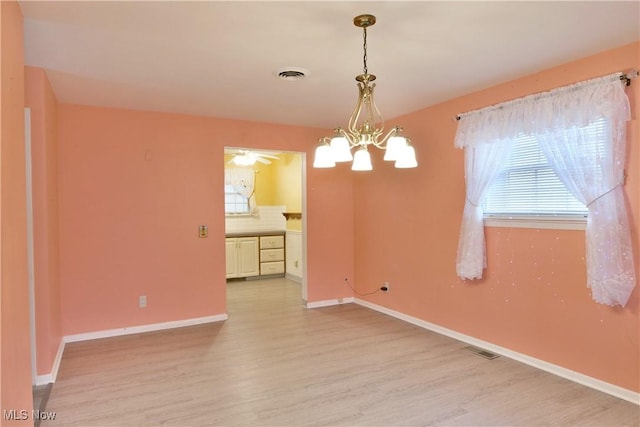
[224,184,250,214]
[483,118,608,228]
[455,74,634,304]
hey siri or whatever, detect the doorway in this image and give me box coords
[223,148,308,306]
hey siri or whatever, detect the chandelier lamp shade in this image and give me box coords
[313,14,417,171]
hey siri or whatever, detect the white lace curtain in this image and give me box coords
[455,73,636,307]
[225,167,257,213]
[456,141,514,279]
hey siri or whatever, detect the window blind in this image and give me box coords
[483,119,608,217]
[224,184,250,214]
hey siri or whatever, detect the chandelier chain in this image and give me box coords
[362,27,368,75]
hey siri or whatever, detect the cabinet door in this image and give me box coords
[237,237,259,277]
[225,238,239,278]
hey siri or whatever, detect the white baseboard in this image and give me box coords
[50,338,65,382]
[35,374,53,386]
[306,297,355,309]
[285,272,302,283]
[34,338,65,385]
[64,314,229,344]
[354,298,639,405]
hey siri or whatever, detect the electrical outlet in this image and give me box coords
[382,282,390,292]
[139,295,147,308]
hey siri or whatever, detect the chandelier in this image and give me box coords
[313,14,417,171]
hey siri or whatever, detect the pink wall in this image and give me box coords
[57,105,354,335]
[0,0,33,423]
[353,42,640,392]
[25,67,62,377]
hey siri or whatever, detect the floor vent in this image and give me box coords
[465,346,500,360]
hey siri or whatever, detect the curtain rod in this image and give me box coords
[455,70,638,121]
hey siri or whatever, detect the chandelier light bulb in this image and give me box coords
[383,136,408,161]
[330,136,353,162]
[395,145,418,168]
[352,148,372,171]
[313,144,336,168]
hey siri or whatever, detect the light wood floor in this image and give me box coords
[46,278,638,426]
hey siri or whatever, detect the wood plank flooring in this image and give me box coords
[46,278,639,426]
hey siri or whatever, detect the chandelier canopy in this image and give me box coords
[313,14,417,171]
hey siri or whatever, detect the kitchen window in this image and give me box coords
[224,184,250,214]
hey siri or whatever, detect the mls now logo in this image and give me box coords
[3,409,57,421]
[3,410,29,420]
[32,410,57,420]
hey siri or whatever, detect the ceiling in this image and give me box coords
[20,1,639,130]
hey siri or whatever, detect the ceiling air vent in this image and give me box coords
[276,67,309,81]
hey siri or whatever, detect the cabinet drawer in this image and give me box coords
[261,248,284,262]
[260,235,284,249]
[260,261,285,275]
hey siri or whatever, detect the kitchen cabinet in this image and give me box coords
[259,235,285,276]
[225,237,259,278]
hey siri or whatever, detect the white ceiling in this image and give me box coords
[20,1,639,129]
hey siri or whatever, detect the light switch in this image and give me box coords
[199,225,208,238]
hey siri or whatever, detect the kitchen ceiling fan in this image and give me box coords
[226,150,280,166]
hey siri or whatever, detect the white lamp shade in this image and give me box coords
[330,136,353,162]
[383,136,408,161]
[232,154,256,166]
[394,145,417,168]
[313,145,336,168]
[351,148,372,171]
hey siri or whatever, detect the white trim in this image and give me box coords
[354,298,639,405]
[285,272,302,283]
[484,216,586,230]
[50,338,65,382]
[64,314,228,343]
[34,339,65,385]
[301,154,308,302]
[35,375,53,386]
[306,297,355,309]
[25,108,37,385]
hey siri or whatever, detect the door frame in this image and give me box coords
[223,148,307,301]
[25,107,37,385]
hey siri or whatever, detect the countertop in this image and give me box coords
[225,230,286,238]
